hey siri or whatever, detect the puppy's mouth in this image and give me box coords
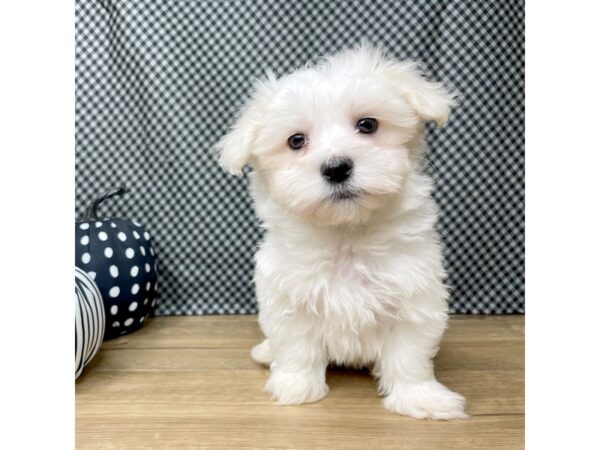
[329,186,362,202]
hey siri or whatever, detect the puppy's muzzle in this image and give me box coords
[321,157,353,184]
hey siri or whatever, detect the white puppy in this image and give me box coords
[217,45,467,420]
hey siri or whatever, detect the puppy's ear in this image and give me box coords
[384,62,456,127]
[216,75,276,175]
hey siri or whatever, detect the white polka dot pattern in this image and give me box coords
[75,217,159,339]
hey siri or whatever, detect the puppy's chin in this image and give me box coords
[285,190,395,227]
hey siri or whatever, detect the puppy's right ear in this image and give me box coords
[216,75,276,175]
[381,60,457,127]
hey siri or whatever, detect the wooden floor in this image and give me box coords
[76,315,524,449]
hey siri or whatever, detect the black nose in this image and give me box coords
[321,157,354,184]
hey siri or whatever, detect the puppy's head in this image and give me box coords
[217,44,455,226]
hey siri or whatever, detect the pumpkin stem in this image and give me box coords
[84,185,129,220]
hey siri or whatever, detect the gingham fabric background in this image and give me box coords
[75,0,524,315]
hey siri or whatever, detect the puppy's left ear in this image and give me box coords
[385,62,457,127]
[216,75,276,175]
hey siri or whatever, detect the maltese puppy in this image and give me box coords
[217,44,467,420]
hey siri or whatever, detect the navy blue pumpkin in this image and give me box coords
[75,186,159,340]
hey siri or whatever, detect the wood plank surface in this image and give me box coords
[76,315,524,449]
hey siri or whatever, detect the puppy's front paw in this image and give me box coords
[265,369,329,405]
[383,379,467,420]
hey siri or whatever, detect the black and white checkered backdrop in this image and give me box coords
[75,0,524,315]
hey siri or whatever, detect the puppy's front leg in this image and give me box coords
[265,327,329,405]
[377,318,467,419]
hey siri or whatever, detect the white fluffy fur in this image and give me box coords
[217,45,466,419]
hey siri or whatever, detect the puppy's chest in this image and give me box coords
[332,245,362,279]
[285,241,403,320]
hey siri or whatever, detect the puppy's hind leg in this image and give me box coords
[251,339,273,366]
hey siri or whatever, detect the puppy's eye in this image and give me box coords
[356,117,378,134]
[288,133,307,150]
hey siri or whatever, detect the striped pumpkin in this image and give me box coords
[75,267,105,378]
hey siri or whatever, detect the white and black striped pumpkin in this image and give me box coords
[75,186,159,340]
[75,267,105,378]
